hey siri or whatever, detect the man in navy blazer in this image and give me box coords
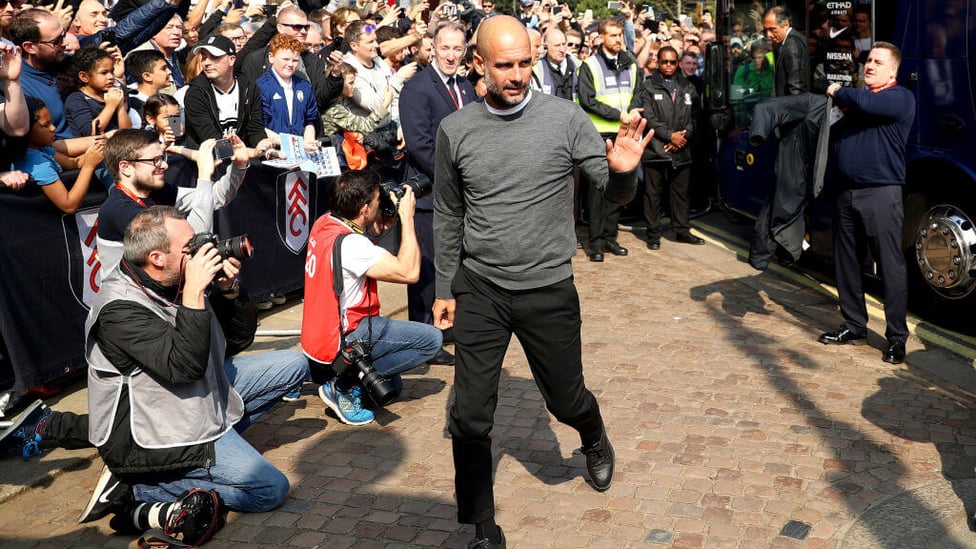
[399,21,474,365]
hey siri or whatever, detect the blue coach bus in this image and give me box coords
[704,0,976,320]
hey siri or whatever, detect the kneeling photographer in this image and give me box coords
[302,170,443,426]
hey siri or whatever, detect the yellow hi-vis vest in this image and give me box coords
[579,53,638,134]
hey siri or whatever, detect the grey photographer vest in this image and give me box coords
[86,272,244,449]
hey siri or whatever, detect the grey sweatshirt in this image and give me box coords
[433,92,637,299]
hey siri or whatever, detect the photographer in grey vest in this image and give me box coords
[1,206,308,541]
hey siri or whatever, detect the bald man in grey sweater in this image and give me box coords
[431,15,650,549]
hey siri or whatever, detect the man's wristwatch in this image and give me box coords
[219,278,240,295]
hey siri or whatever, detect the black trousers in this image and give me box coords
[643,162,691,240]
[587,133,622,251]
[833,185,909,342]
[587,184,622,251]
[407,209,435,325]
[449,266,605,524]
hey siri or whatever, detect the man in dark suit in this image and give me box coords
[750,4,810,271]
[763,5,808,96]
[398,21,474,366]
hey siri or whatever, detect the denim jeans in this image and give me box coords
[132,350,308,512]
[343,316,442,395]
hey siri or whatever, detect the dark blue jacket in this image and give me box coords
[832,85,915,186]
[399,64,474,209]
[257,70,319,137]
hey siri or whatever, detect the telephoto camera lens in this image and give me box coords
[215,235,253,261]
[187,233,253,261]
[338,342,398,406]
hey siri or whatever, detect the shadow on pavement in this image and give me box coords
[691,274,975,547]
[436,365,589,491]
[280,426,470,547]
[859,372,976,547]
[492,368,584,488]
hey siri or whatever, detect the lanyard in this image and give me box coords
[445,78,461,109]
[115,183,149,208]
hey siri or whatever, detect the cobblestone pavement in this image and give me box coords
[3,219,976,548]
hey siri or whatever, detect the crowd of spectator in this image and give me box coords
[0,0,722,543]
[0,0,723,196]
[0,0,724,301]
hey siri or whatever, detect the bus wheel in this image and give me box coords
[905,195,976,322]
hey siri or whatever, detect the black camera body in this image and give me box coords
[379,174,432,217]
[335,341,398,406]
[186,233,253,261]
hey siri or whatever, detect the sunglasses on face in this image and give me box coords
[280,22,311,31]
[0,0,24,9]
[36,29,67,47]
[659,59,678,65]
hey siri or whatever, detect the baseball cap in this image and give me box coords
[518,0,533,7]
[730,37,744,48]
[192,35,236,57]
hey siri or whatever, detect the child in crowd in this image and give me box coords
[62,46,131,137]
[142,93,197,162]
[321,62,393,144]
[124,50,172,128]
[258,34,319,149]
[12,97,105,213]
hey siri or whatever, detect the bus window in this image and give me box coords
[726,0,778,129]
[809,1,864,93]
[924,0,967,58]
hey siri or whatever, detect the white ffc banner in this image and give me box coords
[281,170,310,254]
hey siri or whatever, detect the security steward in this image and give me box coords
[628,45,703,249]
[577,17,641,262]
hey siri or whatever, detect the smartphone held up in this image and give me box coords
[213,138,234,161]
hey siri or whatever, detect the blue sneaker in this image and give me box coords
[0,400,51,459]
[318,381,374,425]
[281,386,302,402]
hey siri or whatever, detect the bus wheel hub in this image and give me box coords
[915,204,976,296]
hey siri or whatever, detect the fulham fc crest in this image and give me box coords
[277,169,310,254]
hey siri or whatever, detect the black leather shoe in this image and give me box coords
[675,233,705,245]
[581,429,614,492]
[818,328,867,346]
[606,242,628,256]
[647,239,660,250]
[468,527,506,548]
[429,348,455,365]
[883,340,906,364]
[588,250,604,262]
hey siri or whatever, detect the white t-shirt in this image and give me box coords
[337,232,385,330]
[213,81,240,135]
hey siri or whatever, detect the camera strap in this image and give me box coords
[331,234,373,353]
